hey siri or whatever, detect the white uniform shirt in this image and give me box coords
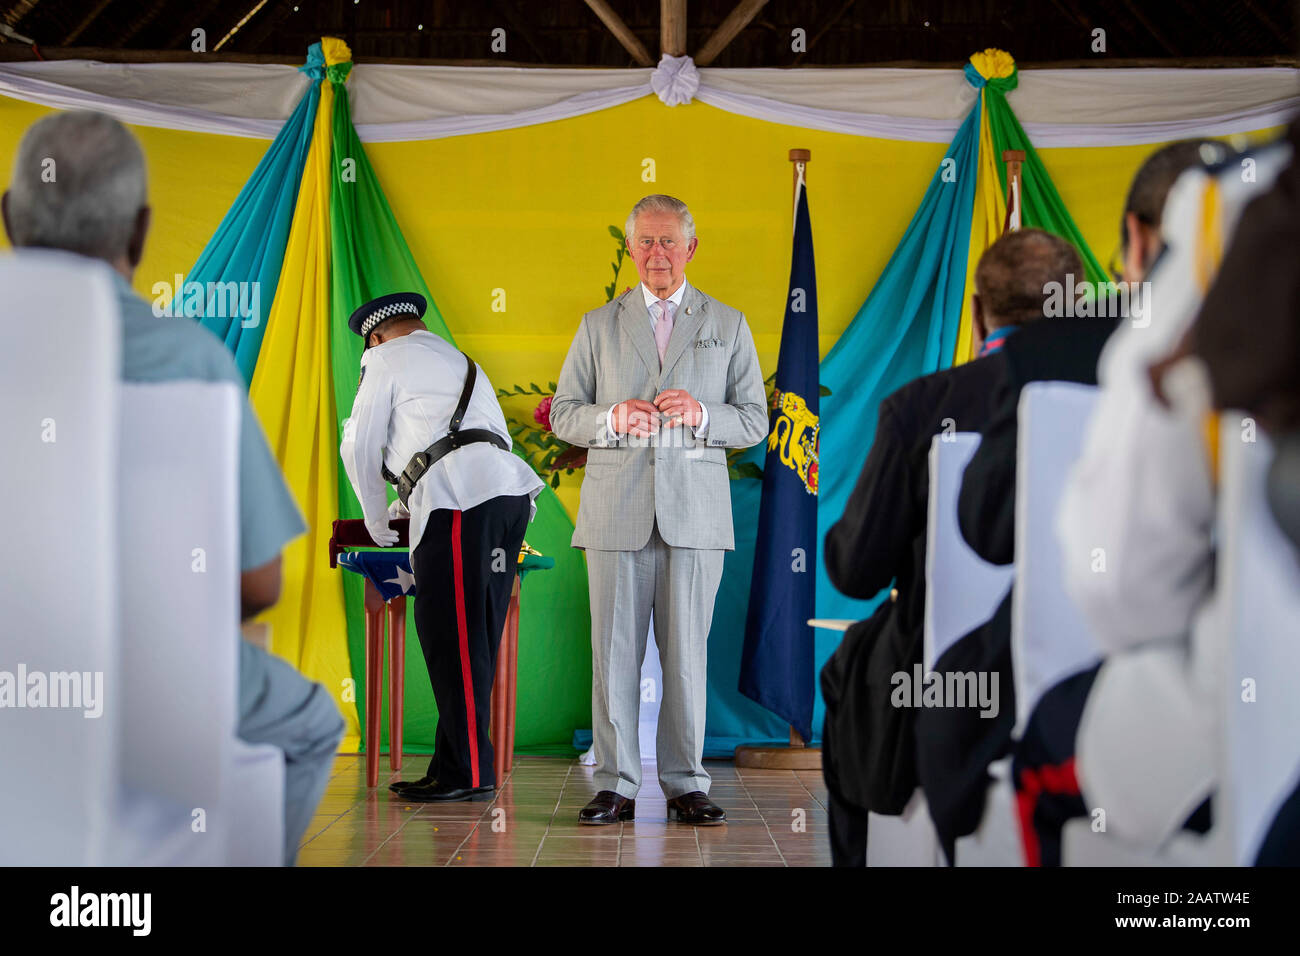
[340,330,544,557]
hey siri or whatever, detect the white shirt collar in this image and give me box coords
[640,278,688,314]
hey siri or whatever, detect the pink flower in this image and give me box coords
[534,395,553,432]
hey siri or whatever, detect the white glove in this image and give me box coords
[386,498,410,519]
[365,515,399,548]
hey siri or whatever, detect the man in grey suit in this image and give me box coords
[551,194,767,825]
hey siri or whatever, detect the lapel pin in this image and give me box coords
[685,306,693,315]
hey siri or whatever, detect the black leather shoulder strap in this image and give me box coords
[382,350,506,507]
[449,351,476,434]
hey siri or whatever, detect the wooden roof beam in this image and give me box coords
[582,0,653,66]
[661,0,685,57]
[63,0,112,45]
[695,0,767,67]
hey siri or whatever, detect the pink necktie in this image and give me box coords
[654,298,675,365]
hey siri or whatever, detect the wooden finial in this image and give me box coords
[789,148,811,163]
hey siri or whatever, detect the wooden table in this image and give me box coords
[330,517,522,789]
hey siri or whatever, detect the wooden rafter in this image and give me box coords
[0,43,1293,71]
[488,0,549,63]
[114,0,172,47]
[581,0,652,66]
[3,0,42,30]
[792,0,859,66]
[661,0,685,57]
[163,0,227,49]
[234,0,297,54]
[1241,0,1285,39]
[63,0,113,45]
[1117,0,1181,56]
[695,0,767,66]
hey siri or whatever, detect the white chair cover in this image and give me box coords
[924,433,1015,670]
[0,251,121,865]
[1219,427,1300,865]
[110,381,282,865]
[1012,383,1103,736]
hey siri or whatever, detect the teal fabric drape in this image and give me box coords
[185,44,324,382]
[811,100,983,630]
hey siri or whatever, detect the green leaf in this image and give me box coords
[732,462,764,481]
[819,384,832,397]
[530,382,542,394]
[550,472,560,489]
[514,384,526,394]
[608,225,624,240]
[547,381,557,391]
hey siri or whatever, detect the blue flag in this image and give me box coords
[739,171,819,744]
[338,550,416,603]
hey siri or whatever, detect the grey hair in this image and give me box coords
[6,110,147,261]
[625,194,695,243]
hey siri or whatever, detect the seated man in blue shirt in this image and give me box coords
[2,109,344,866]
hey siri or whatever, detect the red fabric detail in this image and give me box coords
[451,510,479,788]
[1015,757,1080,868]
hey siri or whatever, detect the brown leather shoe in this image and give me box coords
[666,791,726,825]
[578,790,635,825]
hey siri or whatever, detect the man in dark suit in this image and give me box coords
[936,141,1223,866]
[821,228,1085,866]
[914,315,1119,864]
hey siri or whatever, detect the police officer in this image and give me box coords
[340,292,543,802]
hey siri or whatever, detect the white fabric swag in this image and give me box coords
[0,53,1296,146]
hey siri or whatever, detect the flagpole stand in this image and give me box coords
[735,147,822,774]
[735,726,822,770]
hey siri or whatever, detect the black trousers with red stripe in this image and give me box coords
[410,494,531,790]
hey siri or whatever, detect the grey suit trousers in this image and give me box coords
[238,640,345,865]
[587,522,724,799]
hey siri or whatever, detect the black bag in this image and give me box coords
[820,598,924,816]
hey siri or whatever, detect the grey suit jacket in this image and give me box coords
[551,283,767,551]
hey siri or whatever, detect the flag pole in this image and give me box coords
[734,147,823,772]
[1001,149,1025,234]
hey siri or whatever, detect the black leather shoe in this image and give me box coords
[399,781,494,803]
[388,775,434,794]
[666,792,726,825]
[578,791,635,825]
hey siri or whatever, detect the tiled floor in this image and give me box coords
[296,755,832,867]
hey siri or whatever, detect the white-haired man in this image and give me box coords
[2,110,343,865]
[551,194,767,825]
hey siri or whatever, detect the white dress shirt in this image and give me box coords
[604,279,710,438]
[340,330,544,558]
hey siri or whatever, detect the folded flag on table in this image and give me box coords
[338,551,415,603]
